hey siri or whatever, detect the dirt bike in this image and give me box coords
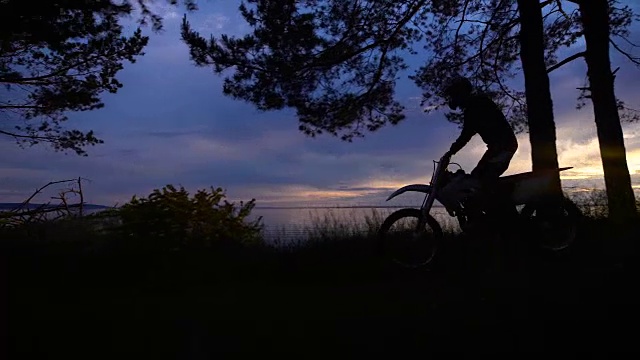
[377,153,582,268]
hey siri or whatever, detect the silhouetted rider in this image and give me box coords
[439,76,518,215]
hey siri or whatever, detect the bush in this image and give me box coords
[109,185,263,250]
[568,189,609,219]
[568,189,640,220]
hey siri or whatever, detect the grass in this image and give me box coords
[2,192,640,356]
[263,207,462,248]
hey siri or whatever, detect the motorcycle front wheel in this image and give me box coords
[377,208,444,268]
[519,196,582,251]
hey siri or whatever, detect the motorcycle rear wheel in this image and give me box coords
[520,196,582,251]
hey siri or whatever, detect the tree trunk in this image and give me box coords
[516,0,563,204]
[579,0,638,224]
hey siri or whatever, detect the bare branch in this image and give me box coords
[0,204,84,220]
[362,46,389,97]
[0,104,44,110]
[492,26,520,104]
[8,179,78,214]
[617,35,639,48]
[610,39,640,65]
[77,177,84,217]
[540,0,555,7]
[454,0,472,53]
[0,54,101,84]
[455,19,495,26]
[0,129,58,142]
[547,51,587,73]
[554,0,572,21]
[479,0,509,65]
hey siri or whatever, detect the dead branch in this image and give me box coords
[454,0,472,53]
[11,179,78,213]
[610,39,640,65]
[0,129,59,143]
[2,177,89,228]
[547,51,587,73]
[77,177,84,217]
[0,204,84,220]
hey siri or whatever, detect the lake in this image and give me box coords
[248,206,460,241]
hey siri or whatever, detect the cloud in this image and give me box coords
[199,13,231,32]
[131,1,181,21]
[4,102,637,208]
[180,2,251,37]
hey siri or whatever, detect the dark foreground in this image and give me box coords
[3,220,640,356]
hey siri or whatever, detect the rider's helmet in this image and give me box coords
[443,76,473,110]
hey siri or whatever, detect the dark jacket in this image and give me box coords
[450,93,518,155]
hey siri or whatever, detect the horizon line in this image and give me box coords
[253,205,441,209]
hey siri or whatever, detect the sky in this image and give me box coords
[1,0,640,208]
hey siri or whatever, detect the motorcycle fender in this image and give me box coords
[386,184,432,202]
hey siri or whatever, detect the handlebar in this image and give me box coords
[431,153,463,188]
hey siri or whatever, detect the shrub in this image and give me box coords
[566,188,640,220]
[111,185,263,250]
[568,189,609,219]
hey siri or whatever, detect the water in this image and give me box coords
[248,206,459,241]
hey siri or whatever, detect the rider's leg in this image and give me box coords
[438,175,480,216]
[467,148,516,215]
[470,148,515,184]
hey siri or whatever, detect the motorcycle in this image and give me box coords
[377,153,582,268]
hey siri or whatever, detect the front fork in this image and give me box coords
[417,188,438,231]
[416,158,447,231]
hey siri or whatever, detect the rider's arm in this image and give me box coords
[449,125,474,155]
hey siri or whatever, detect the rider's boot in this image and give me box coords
[464,194,485,224]
[446,202,463,217]
[459,211,482,236]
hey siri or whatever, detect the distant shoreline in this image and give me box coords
[253,205,443,210]
[0,203,110,211]
[0,203,443,212]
